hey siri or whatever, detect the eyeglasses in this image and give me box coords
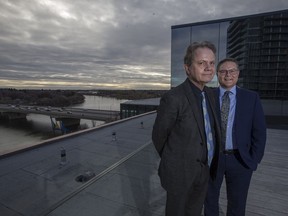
[218,68,239,76]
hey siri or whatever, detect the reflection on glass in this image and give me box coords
[171,27,191,88]
[171,10,288,100]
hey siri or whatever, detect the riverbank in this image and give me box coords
[0,89,168,106]
[79,89,168,100]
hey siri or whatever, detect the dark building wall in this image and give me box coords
[120,104,158,119]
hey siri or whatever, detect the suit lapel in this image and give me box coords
[182,79,206,143]
[214,88,221,123]
[234,87,243,128]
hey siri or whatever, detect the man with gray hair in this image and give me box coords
[153,41,221,216]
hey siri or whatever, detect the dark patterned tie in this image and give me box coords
[221,91,230,148]
[201,92,214,166]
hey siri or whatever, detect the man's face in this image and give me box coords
[184,47,215,90]
[217,61,239,90]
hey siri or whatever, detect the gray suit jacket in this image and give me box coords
[152,79,221,194]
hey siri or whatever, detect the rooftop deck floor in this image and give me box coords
[0,112,287,216]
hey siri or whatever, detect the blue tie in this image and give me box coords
[202,92,214,166]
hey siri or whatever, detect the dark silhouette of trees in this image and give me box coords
[0,89,168,106]
[0,89,85,107]
[86,89,168,100]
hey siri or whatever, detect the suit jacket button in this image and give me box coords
[196,159,200,162]
[200,142,204,146]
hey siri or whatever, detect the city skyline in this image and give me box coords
[0,0,287,90]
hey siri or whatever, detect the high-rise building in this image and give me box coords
[171,9,288,100]
[226,13,288,99]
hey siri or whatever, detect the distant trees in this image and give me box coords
[0,89,85,107]
[0,88,168,107]
[88,89,168,100]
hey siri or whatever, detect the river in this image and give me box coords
[0,95,127,154]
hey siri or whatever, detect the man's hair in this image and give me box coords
[216,58,239,72]
[184,41,216,66]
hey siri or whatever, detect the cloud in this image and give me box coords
[0,0,287,89]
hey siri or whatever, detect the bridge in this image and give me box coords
[0,104,120,121]
[0,104,120,133]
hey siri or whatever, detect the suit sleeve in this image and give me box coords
[152,93,178,157]
[251,93,267,163]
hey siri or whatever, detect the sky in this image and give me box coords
[0,0,287,90]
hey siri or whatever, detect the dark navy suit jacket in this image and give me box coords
[215,87,266,170]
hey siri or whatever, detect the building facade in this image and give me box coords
[171,9,288,100]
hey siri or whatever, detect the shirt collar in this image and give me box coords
[219,85,237,97]
[188,79,203,95]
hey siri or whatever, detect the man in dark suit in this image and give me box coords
[204,58,267,216]
[152,41,221,216]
